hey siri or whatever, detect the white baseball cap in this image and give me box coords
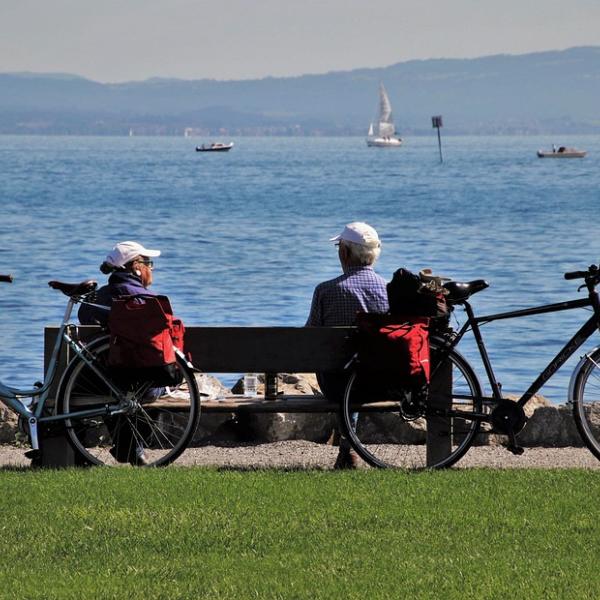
[330,222,381,248]
[105,241,161,268]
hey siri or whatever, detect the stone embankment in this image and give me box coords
[0,373,586,447]
[193,374,586,448]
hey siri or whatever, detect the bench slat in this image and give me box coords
[45,326,357,374]
[185,327,356,372]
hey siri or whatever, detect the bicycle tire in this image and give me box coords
[56,336,201,467]
[340,339,483,469]
[572,347,600,460]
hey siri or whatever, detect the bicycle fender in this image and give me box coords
[568,345,600,404]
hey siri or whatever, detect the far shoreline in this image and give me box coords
[2,132,600,138]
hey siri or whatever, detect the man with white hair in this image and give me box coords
[306,222,389,468]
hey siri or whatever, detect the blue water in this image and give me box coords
[1,134,600,401]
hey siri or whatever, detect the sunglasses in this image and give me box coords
[137,258,154,269]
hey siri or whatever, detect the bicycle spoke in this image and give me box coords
[574,349,600,460]
[58,338,200,466]
[341,341,482,469]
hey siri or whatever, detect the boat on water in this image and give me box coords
[366,83,402,147]
[196,142,234,152]
[537,146,587,158]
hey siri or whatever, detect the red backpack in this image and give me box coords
[107,294,185,386]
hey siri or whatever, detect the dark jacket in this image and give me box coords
[78,271,156,326]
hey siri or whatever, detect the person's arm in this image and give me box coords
[305,286,324,327]
[78,300,110,326]
[77,286,111,326]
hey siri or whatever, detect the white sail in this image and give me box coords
[377,120,395,138]
[366,82,402,147]
[375,83,395,137]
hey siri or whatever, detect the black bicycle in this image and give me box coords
[341,264,600,470]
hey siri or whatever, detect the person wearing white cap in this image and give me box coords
[306,222,389,468]
[78,240,162,466]
[78,240,161,327]
[306,222,388,327]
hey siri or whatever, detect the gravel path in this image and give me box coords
[1,442,600,470]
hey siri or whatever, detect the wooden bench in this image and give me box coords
[40,325,451,467]
[44,325,355,407]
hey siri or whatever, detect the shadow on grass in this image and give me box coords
[0,464,34,472]
[214,464,333,473]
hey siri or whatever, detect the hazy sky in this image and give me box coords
[1,0,599,82]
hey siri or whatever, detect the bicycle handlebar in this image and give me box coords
[564,271,589,280]
[0,274,13,283]
[564,265,600,281]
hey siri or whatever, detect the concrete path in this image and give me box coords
[1,442,599,470]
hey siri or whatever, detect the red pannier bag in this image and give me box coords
[355,313,430,387]
[107,294,186,387]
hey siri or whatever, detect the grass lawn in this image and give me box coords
[0,467,599,599]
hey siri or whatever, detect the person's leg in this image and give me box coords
[317,372,360,469]
[105,387,163,465]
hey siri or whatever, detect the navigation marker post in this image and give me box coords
[432,115,443,163]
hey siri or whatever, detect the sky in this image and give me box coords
[1,0,599,83]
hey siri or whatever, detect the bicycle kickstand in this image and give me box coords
[23,417,42,461]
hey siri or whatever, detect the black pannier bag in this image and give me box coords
[386,268,449,319]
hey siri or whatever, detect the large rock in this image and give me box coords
[195,372,231,400]
[520,404,582,447]
[472,395,583,447]
[0,408,18,444]
[189,372,336,445]
[0,379,587,449]
[230,373,337,443]
[189,373,237,445]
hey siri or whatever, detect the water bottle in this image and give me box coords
[243,372,258,396]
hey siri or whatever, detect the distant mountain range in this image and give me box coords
[1,47,599,135]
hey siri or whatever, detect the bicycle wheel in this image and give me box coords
[572,348,600,460]
[341,340,483,469]
[56,336,201,466]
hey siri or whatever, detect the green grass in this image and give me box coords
[1,468,600,599]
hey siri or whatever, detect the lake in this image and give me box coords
[1,134,599,400]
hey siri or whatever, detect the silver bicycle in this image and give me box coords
[0,274,200,466]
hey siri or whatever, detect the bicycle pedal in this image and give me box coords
[24,449,42,460]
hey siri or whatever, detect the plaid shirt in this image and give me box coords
[306,266,389,326]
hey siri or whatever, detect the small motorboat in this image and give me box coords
[537,146,587,158]
[196,142,234,152]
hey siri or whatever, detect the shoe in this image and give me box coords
[130,448,150,467]
[110,445,151,466]
[333,448,360,470]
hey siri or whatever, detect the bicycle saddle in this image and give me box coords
[48,279,97,297]
[444,279,489,303]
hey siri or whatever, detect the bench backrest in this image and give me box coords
[44,325,357,375]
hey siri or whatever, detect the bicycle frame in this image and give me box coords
[444,292,600,409]
[0,296,128,451]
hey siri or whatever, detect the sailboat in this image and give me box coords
[366,83,402,147]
